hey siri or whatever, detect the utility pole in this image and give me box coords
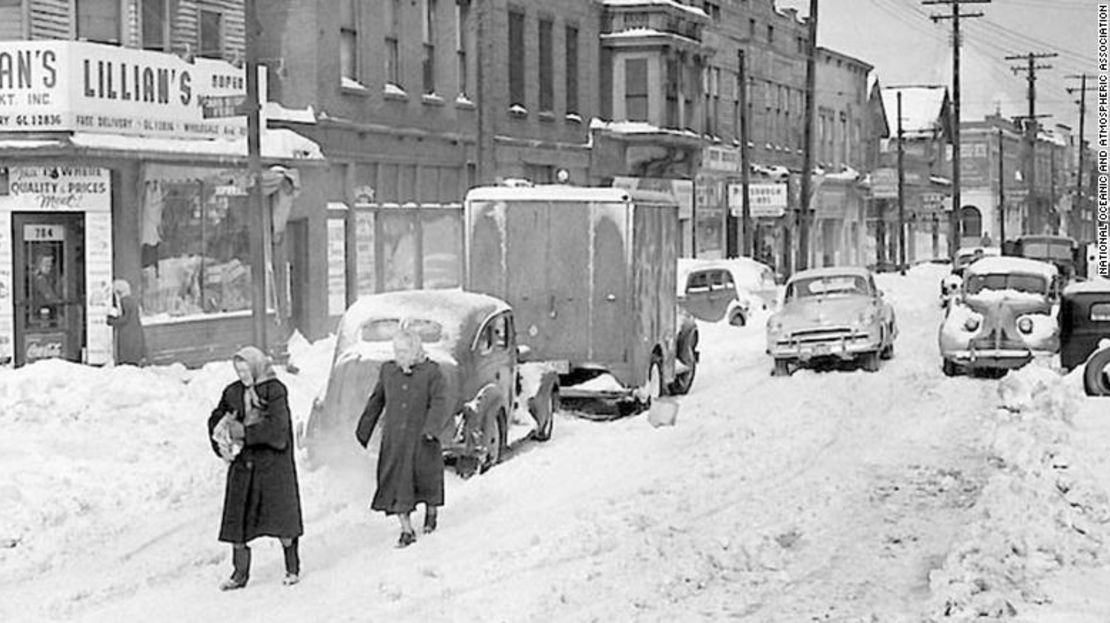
[1067,74,1095,240]
[798,0,818,272]
[897,91,906,275]
[738,48,752,257]
[1006,51,1057,234]
[925,0,990,257]
[245,0,267,352]
[998,127,1005,245]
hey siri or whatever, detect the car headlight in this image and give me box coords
[1017,317,1034,334]
[963,316,981,332]
[767,319,784,334]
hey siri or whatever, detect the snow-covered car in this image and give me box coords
[941,246,1000,306]
[939,256,1060,376]
[303,290,558,474]
[766,266,897,376]
[677,261,750,326]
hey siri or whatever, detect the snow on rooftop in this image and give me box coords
[965,255,1058,279]
[68,128,325,161]
[262,101,316,124]
[601,0,709,20]
[880,86,948,136]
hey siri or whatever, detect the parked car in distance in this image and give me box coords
[766,266,897,376]
[302,290,558,475]
[677,260,750,326]
[1059,280,1110,388]
[939,256,1060,377]
[941,246,1000,305]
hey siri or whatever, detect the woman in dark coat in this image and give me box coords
[207,346,304,590]
[356,326,449,547]
[107,279,146,366]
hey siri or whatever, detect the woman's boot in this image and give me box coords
[219,545,250,591]
[282,538,300,586]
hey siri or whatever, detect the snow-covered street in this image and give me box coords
[2,263,1109,622]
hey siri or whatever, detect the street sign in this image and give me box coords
[728,182,787,218]
[871,168,897,199]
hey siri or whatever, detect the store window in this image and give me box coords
[77,0,121,44]
[139,166,256,321]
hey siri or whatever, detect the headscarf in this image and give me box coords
[393,322,428,374]
[233,346,276,423]
[112,279,132,298]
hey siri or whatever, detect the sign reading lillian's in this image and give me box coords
[0,41,260,139]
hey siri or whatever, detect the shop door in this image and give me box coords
[12,213,86,366]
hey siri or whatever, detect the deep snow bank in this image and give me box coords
[926,363,1110,620]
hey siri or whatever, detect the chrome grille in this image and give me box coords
[779,326,864,345]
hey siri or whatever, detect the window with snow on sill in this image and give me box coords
[384,83,407,97]
[341,77,367,91]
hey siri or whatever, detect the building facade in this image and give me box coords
[0,0,328,368]
[877,85,953,264]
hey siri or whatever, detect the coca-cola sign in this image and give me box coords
[25,332,66,362]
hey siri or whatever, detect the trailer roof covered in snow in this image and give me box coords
[465,185,677,206]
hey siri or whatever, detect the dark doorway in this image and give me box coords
[286,219,309,335]
[13,212,86,366]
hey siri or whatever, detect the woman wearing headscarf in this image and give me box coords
[356,324,450,547]
[207,346,304,590]
[107,279,146,366]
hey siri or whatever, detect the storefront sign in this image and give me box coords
[729,182,788,218]
[701,146,742,173]
[612,177,694,220]
[24,332,66,362]
[327,217,347,317]
[0,167,112,365]
[0,41,260,138]
[871,168,898,199]
[1,166,111,212]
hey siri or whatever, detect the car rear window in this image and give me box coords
[360,318,444,343]
[1090,303,1110,322]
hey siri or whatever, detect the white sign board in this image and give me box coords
[728,182,788,218]
[327,218,347,317]
[0,167,112,365]
[0,40,259,138]
[871,168,898,199]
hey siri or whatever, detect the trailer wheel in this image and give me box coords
[648,357,666,400]
[1083,347,1110,396]
[480,409,506,473]
[530,384,558,442]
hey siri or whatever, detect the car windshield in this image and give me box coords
[786,275,869,300]
[965,273,1047,295]
[360,318,445,343]
[1021,242,1073,261]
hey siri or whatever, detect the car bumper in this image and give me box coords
[943,348,1038,369]
[769,336,881,361]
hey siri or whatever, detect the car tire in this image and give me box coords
[861,351,880,372]
[531,385,558,442]
[1083,347,1110,396]
[728,310,747,327]
[480,410,505,473]
[880,340,894,360]
[772,358,792,377]
[942,358,959,377]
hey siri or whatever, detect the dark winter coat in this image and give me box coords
[107,294,147,365]
[356,360,450,514]
[207,378,304,543]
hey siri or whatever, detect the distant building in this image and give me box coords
[878,84,953,262]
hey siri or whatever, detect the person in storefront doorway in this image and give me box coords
[355,324,449,548]
[30,251,61,325]
[107,279,147,366]
[207,346,304,590]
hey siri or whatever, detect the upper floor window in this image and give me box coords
[767,25,774,47]
[77,0,121,44]
[385,0,402,88]
[625,58,648,122]
[423,0,437,94]
[456,0,470,97]
[565,25,579,116]
[340,0,360,86]
[538,18,553,113]
[141,0,169,50]
[508,10,525,109]
[197,9,223,58]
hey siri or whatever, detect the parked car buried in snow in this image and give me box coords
[766,266,897,376]
[303,290,558,475]
[939,256,1060,376]
[1057,280,1110,395]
